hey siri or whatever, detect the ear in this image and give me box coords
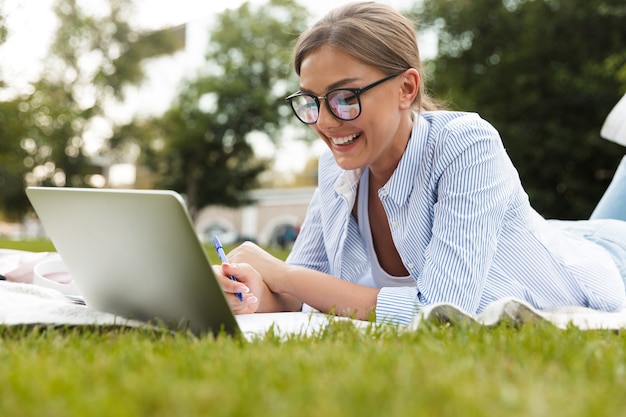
[398,68,419,111]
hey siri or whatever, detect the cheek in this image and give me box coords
[311,126,330,142]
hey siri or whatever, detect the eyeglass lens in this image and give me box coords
[290,90,360,124]
[287,72,403,124]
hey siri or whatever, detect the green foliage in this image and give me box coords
[140,0,309,215]
[0,0,182,220]
[1,0,311,219]
[2,322,626,416]
[49,0,180,99]
[416,0,626,219]
[0,0,6,46]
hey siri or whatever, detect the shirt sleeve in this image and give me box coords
[286,187,330,274]
[376,286,420,325]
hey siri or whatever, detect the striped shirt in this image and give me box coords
[287,111,626,325]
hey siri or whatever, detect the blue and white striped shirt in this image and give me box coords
[287,111,626,325]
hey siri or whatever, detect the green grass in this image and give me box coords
[0,238,291,265]
[0,238,57,252]
[2,240,626,416]
[1,323,626,417]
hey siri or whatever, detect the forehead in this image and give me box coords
[299,45,379,93]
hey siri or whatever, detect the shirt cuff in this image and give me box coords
[376,286,420,326]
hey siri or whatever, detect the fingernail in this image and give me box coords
[237,286,250,294]
[246,296,258,304]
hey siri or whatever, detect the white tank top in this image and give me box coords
[357,171,416,288]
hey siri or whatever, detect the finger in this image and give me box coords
[220,275,251,298]
[229,293,259,314]
[212,264,247,292]
[221,262,259,285]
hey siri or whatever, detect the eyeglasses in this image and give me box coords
[285,72,403,125]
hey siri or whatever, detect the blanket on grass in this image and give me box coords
[0,281,361,339]
[2,281,626,340]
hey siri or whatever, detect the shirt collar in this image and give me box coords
[334,167,363,201]
[331,111,428,205]
[383,112,428,206]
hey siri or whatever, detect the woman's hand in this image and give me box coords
[227,241,287,293]
[213,262,264,315]
[225,242,303,312]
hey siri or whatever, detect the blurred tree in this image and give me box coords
[139,0,309,217]
[0,0,181,220]
[0,100,27,217]
[414,0,626,219]
[0,2,19,217]
[0,1,6,45]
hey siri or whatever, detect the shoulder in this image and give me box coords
[420,110,500,141]
[417,110,504,161]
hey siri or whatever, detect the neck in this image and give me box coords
[368,115,413,187]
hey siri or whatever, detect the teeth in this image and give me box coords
[330,133,359,145]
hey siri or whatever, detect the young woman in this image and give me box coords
[215,1,626,325]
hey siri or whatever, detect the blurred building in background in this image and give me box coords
[194,187,314,247]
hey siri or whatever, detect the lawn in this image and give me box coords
[2,240,626,417]
[0,238,291,265]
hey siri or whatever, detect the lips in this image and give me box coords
[329,133,360,146]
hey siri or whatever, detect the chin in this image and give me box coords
[333,155,365,171]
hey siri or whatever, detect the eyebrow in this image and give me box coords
[299,77,362,95]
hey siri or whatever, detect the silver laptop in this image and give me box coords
[25,187,240,336]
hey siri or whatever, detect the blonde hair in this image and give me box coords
[293,1,441,112]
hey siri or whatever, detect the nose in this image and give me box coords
[315,98,340,128]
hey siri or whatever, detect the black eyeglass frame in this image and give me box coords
[285,72,403,125]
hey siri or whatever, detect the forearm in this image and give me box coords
[225,241,378,318]
[269,264,380,320]
[257,284,303,313]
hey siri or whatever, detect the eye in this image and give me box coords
[292,95,319,123]
[330,89,358,106]
[328,90,360,120]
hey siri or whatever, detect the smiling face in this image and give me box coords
[299,45,418,182]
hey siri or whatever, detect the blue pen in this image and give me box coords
[212,235,243,302]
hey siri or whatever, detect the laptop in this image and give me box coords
[25,187,240,337]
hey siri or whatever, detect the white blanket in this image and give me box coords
[2,281,626,341]
[0,281,363,340]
